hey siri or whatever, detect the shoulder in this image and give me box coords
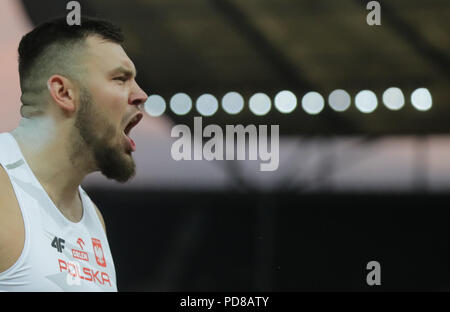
[0,165,25,274]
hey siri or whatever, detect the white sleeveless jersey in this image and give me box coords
[0,132,117,291]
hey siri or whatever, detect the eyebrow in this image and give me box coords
[109,66,137,78]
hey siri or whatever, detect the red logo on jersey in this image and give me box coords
[72,249,89,261]
[92,238,106,267]
[77,238,85,250]
[58,259,112,287]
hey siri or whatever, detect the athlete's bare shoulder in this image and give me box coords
[0,165,25,274]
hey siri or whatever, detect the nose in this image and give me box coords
[129,80,148,107]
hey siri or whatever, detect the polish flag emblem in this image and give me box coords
[92,238,106,267]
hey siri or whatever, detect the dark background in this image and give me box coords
[89,190,450,291]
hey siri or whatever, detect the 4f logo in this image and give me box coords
[51,236,65,253]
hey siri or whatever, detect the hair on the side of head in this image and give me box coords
[18,16,124,117]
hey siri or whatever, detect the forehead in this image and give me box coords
[83,35,136,75]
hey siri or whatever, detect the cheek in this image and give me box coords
[91,87,128,125]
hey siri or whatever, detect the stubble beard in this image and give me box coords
[72,86,136,183]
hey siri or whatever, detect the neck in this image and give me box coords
[10,117,95,216]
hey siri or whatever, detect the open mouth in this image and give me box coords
[124,113,143,136]
[123,113,143,152]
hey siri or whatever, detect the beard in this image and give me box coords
[72,86,136,183]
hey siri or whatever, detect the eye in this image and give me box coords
[113,76,128,83]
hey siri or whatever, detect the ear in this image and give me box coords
[47,75,77,114]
